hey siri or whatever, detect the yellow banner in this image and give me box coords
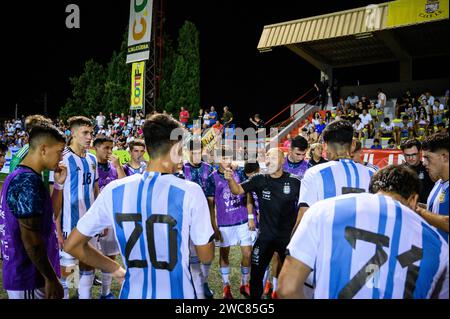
[387,0,449,27]
[130,61,145,110]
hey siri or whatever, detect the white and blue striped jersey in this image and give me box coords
[427,179,449,242]
[300,159,376,207]
[288,193,449,299]
[76,172,214,299]
[61,148,98,235]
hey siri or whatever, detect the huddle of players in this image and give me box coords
[0,113,448,299]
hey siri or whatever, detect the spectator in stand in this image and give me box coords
[307,143,327,168]
[345,92,359,110]
[360,95,370,110]
[179,106,190,127]
[250,114,266,155]
[209,106,218,126]
[425,90,435,107]
[371,138,382,150]
[307,126,319,145]
[359,108,373,137]
[385,138,397,149]
[315,119,326,135]
[436,122,447,134]
[299,127,308,140]
[0,142,7,170]
[221,106,233,127]
[324,111,333,124]
[314,77,328,110]
[119,113,126,128]
[202,109,211,129]
[336,97,346,112]
[353,118,365,139]
[400,139,435,204]
[376,117,395,140]
[312,112,321,127]
[368,101,379,125]
[406,102,417,120]
[376,88,387,110]
[395,115,414,144]
[212,119,223,132]
[432,99,445,125]
[355,100,364,114]
[96,112,106,130]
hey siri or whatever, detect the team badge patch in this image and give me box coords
[283,183,291,195]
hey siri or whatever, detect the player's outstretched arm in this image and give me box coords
[65,228,125,278]
[278,256,311,299]
[19,217,64,299]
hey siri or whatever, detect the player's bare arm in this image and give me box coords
[291,206,308,238]
[18,216,64,299]
[224,168,245,195]
[416,206,449,233]
[277,256,311,299]
[208,197,221,242]
[64,228,125,280]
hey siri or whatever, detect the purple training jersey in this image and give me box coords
[282,156,309,180]
[206,169,248,227]
[183,162,212,191]
[98,162,118,191]
[123,162,147,176]
[0,166,60,290]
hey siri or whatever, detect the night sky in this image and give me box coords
[2,0,389,125]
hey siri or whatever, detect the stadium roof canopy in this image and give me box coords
[257,0,449,81]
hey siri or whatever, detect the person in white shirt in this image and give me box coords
[96,112,106,129]
[432,99,445,125]
[376,88,387,110]
[426,91,435,108]
[359,109,373,137]
[376,117,395,140]
[345,93,359,108]
[352,118,365,139]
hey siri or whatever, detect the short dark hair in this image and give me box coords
[244,161,260,175]
[383,117,390,124]
[422,132,449,153]
[322,119,354,146]
[24,115,53,132]
[93,135,113,147]
[291,136,309,151]
[369,165,420,200]
[68,116,93,130]
[388,138,396,144]
[0,142,8,154]
[402,115,410,121]
[400,139,421,151]
[129,139,146,151]
[29,124,66,150]
[373,138,380,144]
[143,114,183,158]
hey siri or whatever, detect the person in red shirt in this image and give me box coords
[179,107,190,126]
[212,119,223,133]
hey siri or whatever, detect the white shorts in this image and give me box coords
[7,288,45,299]
[217,223,253,248]
[60,237,100,267]
[98,227,120,256]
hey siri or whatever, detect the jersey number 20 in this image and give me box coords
[115,213,178,271]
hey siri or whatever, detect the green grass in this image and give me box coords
[1,246,246,299]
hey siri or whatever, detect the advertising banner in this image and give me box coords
[130,61,145,110]
[387,0,448,27]
[126,0,153,64]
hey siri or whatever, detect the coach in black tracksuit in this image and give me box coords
[225,148,301,299]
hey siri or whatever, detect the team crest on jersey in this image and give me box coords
[439,191,446,203]
[223,191,231,201]
[283,183,291,195]
[91,163,96,171]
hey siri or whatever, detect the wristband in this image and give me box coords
[248,215,254,220]
[54,183,64,190]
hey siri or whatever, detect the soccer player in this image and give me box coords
[282,136,309,180]
[279,165,449,299]
[9,115,53,188]
[183,139,215,299]
[1,124,67,299]
[226,148,301,299]
[56,116,99,299]
[123,140,147,176]
[416,133,449,241]
[295,120,376,232]
[64,113,215,299]
[206,147,254,299]
[94,135,126,299]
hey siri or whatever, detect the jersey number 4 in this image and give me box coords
[115,213,178,271]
